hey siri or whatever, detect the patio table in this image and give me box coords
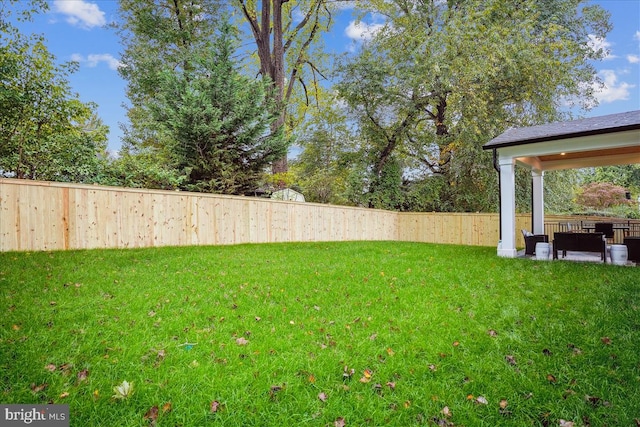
[581,223,629,243]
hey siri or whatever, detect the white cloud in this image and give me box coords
[71,53,122,70]
[593,69,635,103]
[345,20,384,42]
[635,30,640,41]
[53,0,106,29]
[334,1,356,10]
[627,54,640,64]
[587,34,615,60]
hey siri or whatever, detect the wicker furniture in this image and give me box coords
[623,237,640,263]
[553,232,607,263]
[523,232,549,256]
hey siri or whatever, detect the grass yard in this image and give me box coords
[1,241,639,426]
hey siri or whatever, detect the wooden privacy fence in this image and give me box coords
[1,179,398,251]
[0,178,564,252]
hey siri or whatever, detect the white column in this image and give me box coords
[531,169,544,235]
[498,158,517,257]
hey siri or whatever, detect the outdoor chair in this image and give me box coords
[624,237,640,263]
[594,222,614,243]
[522,230,549,256]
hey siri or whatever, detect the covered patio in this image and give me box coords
[483,110,640,258]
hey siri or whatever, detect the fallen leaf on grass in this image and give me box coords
[59,363,72,375]
[343,366,355,380]
[476,396,488,405]
[59,392,69,399]
[600,337,612,345]
[547,374,557,383]
[431,417,453,426]
[585,395,609,407]
[236,337,249,346]
[318,392,328,402]
[30,383,47,393]
[499,398,512,416]
[77,369,89,382]
[567,343,583,355]
[210,400,220,413]
[359,369,373,383]
[112,380,134,400]
[45,364,57,372]
[386,381,396,390]
[487,329,498,337]
[269,384,284,399]
[559,420,574,427]
[162,402,172,413]
[441,406,452,417]
[542,348,553,356]
[334,417,346,427]
[505,355,517,366]
[143,406,158,422]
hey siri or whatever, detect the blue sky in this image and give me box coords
[11,0,640,153]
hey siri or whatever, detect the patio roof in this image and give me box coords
[483,110,640,171]
[482,110,640,258]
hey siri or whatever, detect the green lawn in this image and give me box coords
[1,242,639,426]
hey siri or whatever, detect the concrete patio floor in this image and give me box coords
[519,246,636,266]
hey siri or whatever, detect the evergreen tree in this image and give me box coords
[149,22,287,194]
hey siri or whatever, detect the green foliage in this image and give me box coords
[116,1,288,193]
[366,156,404,210]
[539,169,581,214]
[290,92,357,204]
[149,22,287,194]
[581,165,640,191]
[115,0,224,184]
[0,24,108,182]
[98,151,185,190]
[1,242,639,425]
[333,0,610,212]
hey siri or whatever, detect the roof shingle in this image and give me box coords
[483,110,640,149]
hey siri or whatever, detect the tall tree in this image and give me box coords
[0,0,108,182]
[149,22,287,194]
[236,0,337,175]
[115,0,222,166]
[336,0,611,211]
